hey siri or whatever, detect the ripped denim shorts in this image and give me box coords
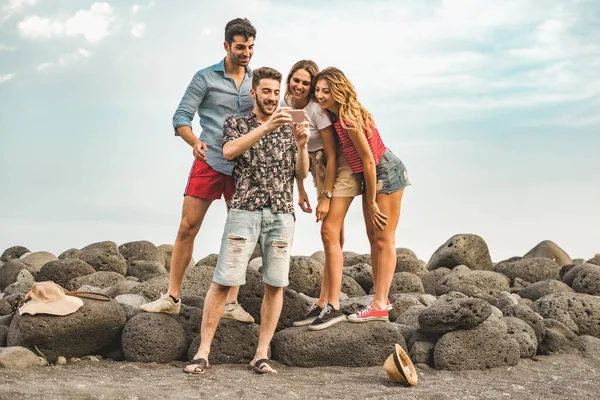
[371,148,411,194]
[213,208,294,288]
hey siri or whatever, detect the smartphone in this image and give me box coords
[287,109,306,123]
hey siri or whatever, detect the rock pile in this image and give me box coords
[1,238,600,372]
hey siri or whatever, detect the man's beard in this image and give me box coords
[231,52,251,67]
[256,96,277,116]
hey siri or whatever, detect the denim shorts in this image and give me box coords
[371,148,411,194]
[213,208,294,288]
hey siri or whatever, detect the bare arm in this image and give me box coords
[346,127,388,230]
[294,119,310,180]
[223,108,293,161]
[315,125,337,222]
[176,125,208,161]
[296,177,312,213]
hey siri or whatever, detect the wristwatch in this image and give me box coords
[322,191,333,199]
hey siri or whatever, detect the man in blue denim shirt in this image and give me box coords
[141,18,255,321]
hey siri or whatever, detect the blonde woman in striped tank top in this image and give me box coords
[314,67,411,323]
[282,60,362,330]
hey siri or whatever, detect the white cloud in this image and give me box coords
[0,73,17,83]
[132,4,140,14]
[130,22,145,38]
[18,2,115,43]
[18,15,65,38]
[1,0,36,21]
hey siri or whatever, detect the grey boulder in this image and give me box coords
[421,268,451,295]
[65,271,125,291]
[78,241,127,276]
[504,317,538,358]
[187,319,259,364]
[427,234,493,271]
[126,260,167,282]
[7,298,126,362]
[1,246,30,262]
[118,241,164,267]
[418,293,492,334]
[0,260,29,291]
[538,319,581,355]
[532,292,600,338]
[494,257,561,284]
[572,265,600,295]
[342,263,373,294]
[0,346,46,369]
[388,272,424,294]
[340,275,366,297]
[436,270,510,301]
[288,256,323,297]
[272,322,407,367]
[523,240,572,266]
[396,255,426,276]
[122,313,186,363]
[502,304,545,343]
[434,318,520,370]
[518,280,574,301]
[36,259,95,288]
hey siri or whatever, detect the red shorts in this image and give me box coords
[184,160,235,201]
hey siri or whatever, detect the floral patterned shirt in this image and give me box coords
[223,112,297,214]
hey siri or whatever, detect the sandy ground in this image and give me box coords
[1,354,599,400]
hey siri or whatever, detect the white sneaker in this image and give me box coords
[140,293,181,314]
[222,301,255,323]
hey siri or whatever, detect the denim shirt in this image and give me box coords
[172,59,254,175]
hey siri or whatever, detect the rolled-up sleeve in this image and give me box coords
[172,71,207,135]
[222,116,241,145]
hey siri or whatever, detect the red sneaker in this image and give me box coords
[348,305,389,323]
[370,299,393,310]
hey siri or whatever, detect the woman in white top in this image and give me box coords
[282,60,362,330]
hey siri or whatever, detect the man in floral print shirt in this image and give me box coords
[184,67,309,375]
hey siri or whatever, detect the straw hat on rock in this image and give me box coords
[19,281,83,316]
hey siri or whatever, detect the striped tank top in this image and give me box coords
[333,119,386,173]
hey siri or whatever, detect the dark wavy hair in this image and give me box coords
[224,18,256,44]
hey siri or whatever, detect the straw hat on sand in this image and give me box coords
[383,344,418,386]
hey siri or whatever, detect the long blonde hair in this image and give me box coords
[314,67,375,137]
[283,60,320,107]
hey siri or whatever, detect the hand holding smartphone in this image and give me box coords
[287,109,306,123]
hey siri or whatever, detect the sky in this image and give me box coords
[0,0,599,264]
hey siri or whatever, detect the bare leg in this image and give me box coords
[168,196,213,299]
[226,285,240,303]
[250,283,284,373]
[371,190,404,310]
[362,195,378,295]
[185,282,230,371]
[321,197,354,310]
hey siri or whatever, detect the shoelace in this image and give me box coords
[356,305,374,317]
[318,305,333,319]
[304,302,319,317]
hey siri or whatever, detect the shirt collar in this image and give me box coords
[215,58,253,77]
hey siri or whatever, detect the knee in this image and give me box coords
[178,217,200,240]
[321,223,340,247]
[375,234,394,253]
[263,284,283,298]
[210,282,231,295]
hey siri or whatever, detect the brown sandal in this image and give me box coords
[251,359,277,374]
[183,358,208,375]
